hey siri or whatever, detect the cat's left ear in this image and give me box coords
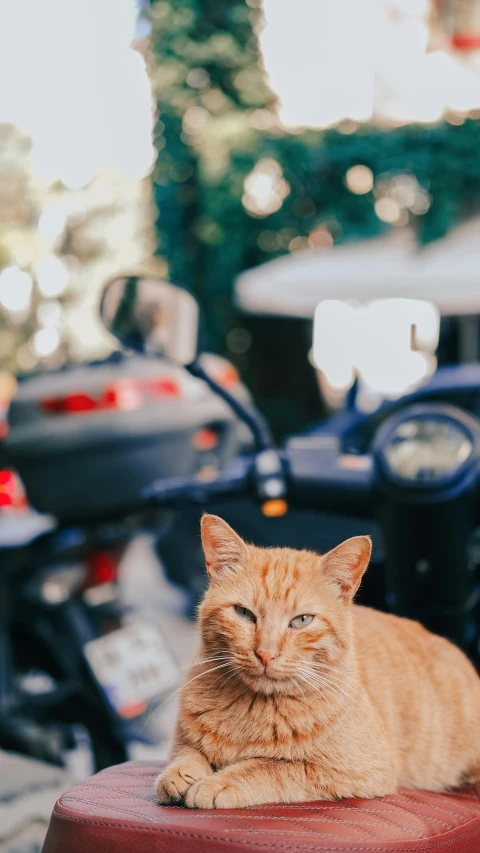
[321,536,372,600]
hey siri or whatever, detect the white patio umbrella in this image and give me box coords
[235,218,480,319]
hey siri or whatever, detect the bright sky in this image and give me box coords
[260,0,480,127]
[0,0,154,188]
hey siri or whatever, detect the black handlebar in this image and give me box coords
[143,456,253,506]
[142,438,376,516]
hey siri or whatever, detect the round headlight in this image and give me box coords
[375,404,480,489]
[383,418,472,483]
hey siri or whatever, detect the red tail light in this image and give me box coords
[83,551,119,588]
[42,393,99,413]
[40,377,181,415]
[146,378,180,398]
[0,470,27,509]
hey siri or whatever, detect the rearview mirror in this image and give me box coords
[100,276,200,366]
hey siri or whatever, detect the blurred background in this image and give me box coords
[4,0,480,433]
[4,0,480,848]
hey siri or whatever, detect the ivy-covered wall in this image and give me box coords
[150,0,480,433]
[151,1,480,347]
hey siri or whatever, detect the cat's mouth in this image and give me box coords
[242,663,291,689]
[246,670,300,697]
[250,661,281,678]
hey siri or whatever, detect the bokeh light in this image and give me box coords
[346,165,374,195]
[35,256,69,298]
[375,197,402,224]
[0,267,33,313]
[37,301,62,327]
[308,227,334,249]
[373,172,431,224]
[242,159,290,217]
[31,326,60,358]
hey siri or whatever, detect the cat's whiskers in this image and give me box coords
[298,666,350,708]
[217,666,243,689]
[291,675,307,699]
[308,662,389,742]
[298,666,369,736]
[306,665,363,698]
[299,665,367,719]
[142,660,233,731]
[300,665,383,744]
[296,671,341,726]
[301,659,368,699]
[299,664,374,729]
[181,653,232,672]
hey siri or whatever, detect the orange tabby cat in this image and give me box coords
[156,514,480,809]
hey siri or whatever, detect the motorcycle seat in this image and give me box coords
[42,760,480,852]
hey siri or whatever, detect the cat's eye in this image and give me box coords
[289,614,314,629]
[234,604,256,623]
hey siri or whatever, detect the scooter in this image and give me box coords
[101,275,480,667]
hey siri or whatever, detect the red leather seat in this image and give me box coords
[42,760,480,852]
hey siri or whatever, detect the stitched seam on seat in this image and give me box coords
[252,815,376,842]
[399,791,476,818]
[51,807,480,851]
[67,786,414,838]
[228,828,388,838]
[74,782,425,835]
[378,798,453,829]
[102,763,161,771]
[102,769,162,779]
[177,814,388,835]
[197,816,388,828]
[254,804,418,837]
[84,782,161,803]
[60,795,158,823]
[57,801,366,843]
[242,813,372,842]
[398,792,474,822]
[75,781,474,837]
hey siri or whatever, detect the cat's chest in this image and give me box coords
[186,692,322,766]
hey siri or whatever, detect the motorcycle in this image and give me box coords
[0,505,180,770]
[0,287,253,769]
[100,275,480,667]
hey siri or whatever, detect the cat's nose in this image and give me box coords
[255,649,277,668]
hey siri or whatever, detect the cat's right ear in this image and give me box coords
[201,514,247,577]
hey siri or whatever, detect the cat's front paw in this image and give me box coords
[185,775,253,809]
[156,756,212,804]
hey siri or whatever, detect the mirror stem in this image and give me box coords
[186,359,274,452]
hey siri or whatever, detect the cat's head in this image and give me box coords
[198,514,371,695]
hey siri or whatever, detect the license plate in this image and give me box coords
[84,622,178,718]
